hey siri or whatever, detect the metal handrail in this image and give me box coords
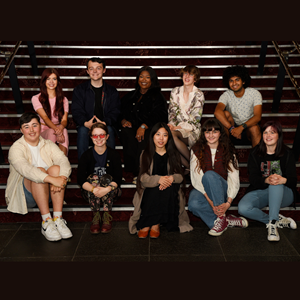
[272,41,300,98]
[0,41,22,85]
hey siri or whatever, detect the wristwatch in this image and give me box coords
[241,123,247,129]
[140,124,146,129]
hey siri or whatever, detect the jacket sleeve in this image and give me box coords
[71,86,88,126]
[283,149,297,190]
[247,150,268,190]
[104,87,121,126]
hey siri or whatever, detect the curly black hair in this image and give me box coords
[222,65,251,89]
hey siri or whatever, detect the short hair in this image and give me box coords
[89,122,109,137]
[222,65,251,89]
[180,65,201,83]
[86,57,106,69]
[19,112,40,128]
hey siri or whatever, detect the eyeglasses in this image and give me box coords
[92,134,106,139]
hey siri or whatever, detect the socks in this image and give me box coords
[53,211,62,220]
[42,213,52,222]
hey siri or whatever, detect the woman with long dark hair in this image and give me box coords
[31,68,69,155]
[188,118,248,236]
[120,66,168,183]
[128,122,193,238]
[238,120,298,241]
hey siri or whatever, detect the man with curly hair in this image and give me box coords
[214,65,262,147]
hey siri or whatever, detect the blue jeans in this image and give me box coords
[188,170,228,229]
[238,185,294,224]
[77,125,116,160]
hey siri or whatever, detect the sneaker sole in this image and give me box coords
[268,236,280,242]
[41,229,62,241]
[287,218,297,229]
[208,226,228,236]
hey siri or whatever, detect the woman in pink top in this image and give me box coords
[31,68,69,155]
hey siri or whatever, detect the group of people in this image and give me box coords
[4,56,299,243]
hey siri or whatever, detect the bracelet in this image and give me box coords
[229,126,235,133]
[91,186,94,193]
[227,201,232,206]
[109,184,116,191]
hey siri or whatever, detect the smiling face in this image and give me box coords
[138,70,152,93]
[228,76,245,95]
[263,126,279,149]
[182,72,196,87]
[86,61,106,83]
[20,118,41,146]
[204,128,221,148]
[91,127,109,148]
[45,73,58,93]
[153,127,169,151]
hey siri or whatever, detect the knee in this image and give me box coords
[202,170,217,184]
[238,198,250,216]
[188,189,201,211]
[47,165,60,176]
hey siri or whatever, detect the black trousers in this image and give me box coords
[120,126,150,176]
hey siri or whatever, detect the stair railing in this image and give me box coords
[272,41,300,161]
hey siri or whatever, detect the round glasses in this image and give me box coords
[92,134,106,139]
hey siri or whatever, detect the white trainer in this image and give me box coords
[54,217,73,239]
[41,219,62,241]
[278,213,297,229]
[266,220,280,242]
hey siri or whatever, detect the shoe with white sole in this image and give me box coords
[54,217,73,239]
[41,219,62,242]
[266,220,280,242]
[208,216,228,236]
[278,213,297,229]
[226,214,248,228]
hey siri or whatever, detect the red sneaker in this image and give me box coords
[226,214,248,228]
[208,216,228,236]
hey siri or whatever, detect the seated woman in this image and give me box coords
[238,120,298,242]
[128,122,193,238]
[5,112,72,242]
[77,122,122,234]
[31,68,69,156]
[168,65,205,170]
[188,118,248,236]
[120,66,168,183]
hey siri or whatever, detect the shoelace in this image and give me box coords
[92,212,101,225]
[266,223,277,235]
[277,218,291,228]
[213,217,225,231]
[102,212,112,225]
[227,217,242,227]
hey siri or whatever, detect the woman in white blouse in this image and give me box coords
[167,65,205,171]
[188,118,248,236]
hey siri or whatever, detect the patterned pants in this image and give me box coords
[81,174,121,211]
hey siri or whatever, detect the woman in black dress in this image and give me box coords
[128,122,193,238]
[120,66,168,183]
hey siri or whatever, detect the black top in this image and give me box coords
[77,146,122,188]
[120,88,168,128]
[92,85,104,121]
[245,145,299,205]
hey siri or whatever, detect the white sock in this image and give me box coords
[42,213,52,222]
[53,211,62,219]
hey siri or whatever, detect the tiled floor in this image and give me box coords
[1,220,300,262]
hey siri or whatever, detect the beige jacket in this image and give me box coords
[5,135,72,215]
[128,160,193,234]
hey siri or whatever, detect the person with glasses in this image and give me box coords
[77,122,122,234]
[188,118,248,236]
[167,65,205,171]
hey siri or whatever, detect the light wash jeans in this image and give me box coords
[188,170,228,229]
[76,125,116,160]
[238,185,294,224]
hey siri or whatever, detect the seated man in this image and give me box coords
[5,112,72,242]
[72,57,121,159]
[214,65,262,147]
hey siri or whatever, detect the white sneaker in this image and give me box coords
[278,213,297,229]
[41,219,62,241]
[266,220,280,242]
[54,217,73,239]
